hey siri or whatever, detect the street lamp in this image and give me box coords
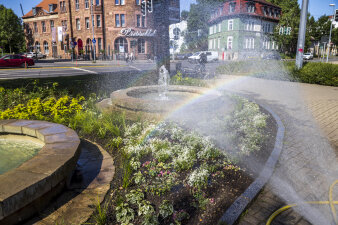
[327,3,335,63]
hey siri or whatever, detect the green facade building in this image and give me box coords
[208,0,281,60]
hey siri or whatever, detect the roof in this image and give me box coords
[23,0,58,18]
[209,0,282,24]
[255,0,281,8]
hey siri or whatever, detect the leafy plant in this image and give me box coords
[126,189,144,205]
[115,202,135,225]
[187,167,210,191]
[159,200,174,219]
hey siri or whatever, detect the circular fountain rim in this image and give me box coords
[110,85,221,114]
[0,119,81,224]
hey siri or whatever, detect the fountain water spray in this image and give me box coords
[158,65,170,100]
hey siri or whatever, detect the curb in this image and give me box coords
[218,100,285,225]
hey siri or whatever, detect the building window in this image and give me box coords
[85,0,89,9]
[245,37,254,49]
[142,16,145,27]
[218,38,221,50]
[137,15,141,27]
[227,36,233,50]
[49,4,53,12]
[115,0,125,5]
[32,7,37,16]
[98,38,102,51]
[96,0,100,5]
[209,27,213,35]
[62,20,67,31]
[97,15,101,27]
[85,18,89,29]
[60,1,66,12]
[76,18,81,30]
[247,3,255,13]
[214,39,216,49]
[136,0,140,5]
[121,14,125,27]
[115,14,125,27]
[44,41,49,54]
[92,15,95,27]
[228,20,233,31]
[35,41,41,52]
[34,22,38,33]
[246,21,254,31]
[50,20,54,32]
[209,39,213,49]
[115,37,128,53]
[42,21,46,32]
[115,14,120,27]
[218,23,221,32]
[229,3,236,13]
[75,0,79,10]
[138,39,145,53]
[214,25,217,33]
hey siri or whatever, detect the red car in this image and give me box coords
[0,54,35,68]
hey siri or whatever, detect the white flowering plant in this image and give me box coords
[225,96,268,156]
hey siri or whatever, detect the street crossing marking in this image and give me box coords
[129,65,142,71]
[72,67,98,74]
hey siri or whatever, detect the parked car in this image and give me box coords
[303,53,313,60]
[26,52,46,59]
[262,52,281,60]
[188,51,219,63]
[0,55,35,68]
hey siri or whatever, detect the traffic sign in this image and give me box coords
[92,38,96,44]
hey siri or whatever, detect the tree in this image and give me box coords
[184,0,225,52]
[181,10,189,21]
[0,5,25,53]
[267,0,301,56]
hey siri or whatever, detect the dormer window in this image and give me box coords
[229,2,236,13]
[32,7,36,16]
[262,7,267,16]
[247,3,255,13]
[49,4,54,13]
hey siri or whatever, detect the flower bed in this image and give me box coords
[106,122,252,225]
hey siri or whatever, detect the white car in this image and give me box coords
[26,52,46,59]
[188,51,219,63]
[303,53,313,60]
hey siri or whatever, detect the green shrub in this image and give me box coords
[171,72,207,87]
[297,62,338,86]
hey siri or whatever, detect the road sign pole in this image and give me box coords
[295,0,309,69]
[91,0,96,63]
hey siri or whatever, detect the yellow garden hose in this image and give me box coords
[266,180,338,225]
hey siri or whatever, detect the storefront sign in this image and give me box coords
[120,28,156,37]
[119,46,125,53]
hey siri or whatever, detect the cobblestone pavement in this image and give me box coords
[209,76,338,225]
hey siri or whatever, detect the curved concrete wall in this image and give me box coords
[0,120,81,225]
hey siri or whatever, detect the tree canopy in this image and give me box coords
[0,5,25,53]
[184,0,225,52]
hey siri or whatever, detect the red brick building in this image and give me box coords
[22,0,179,59]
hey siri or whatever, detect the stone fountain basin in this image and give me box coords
[0,120,81,225]
[110,85,221,114]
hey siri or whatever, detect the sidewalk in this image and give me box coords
[209,76,338,225]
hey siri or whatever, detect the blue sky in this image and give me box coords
[0,0,337,19]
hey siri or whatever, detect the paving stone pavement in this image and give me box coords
[209,76,338,225]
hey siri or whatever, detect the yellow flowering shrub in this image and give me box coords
[0,96,85,125]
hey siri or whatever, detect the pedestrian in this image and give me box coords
[125,53,129,63]
[130,52,134,62]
